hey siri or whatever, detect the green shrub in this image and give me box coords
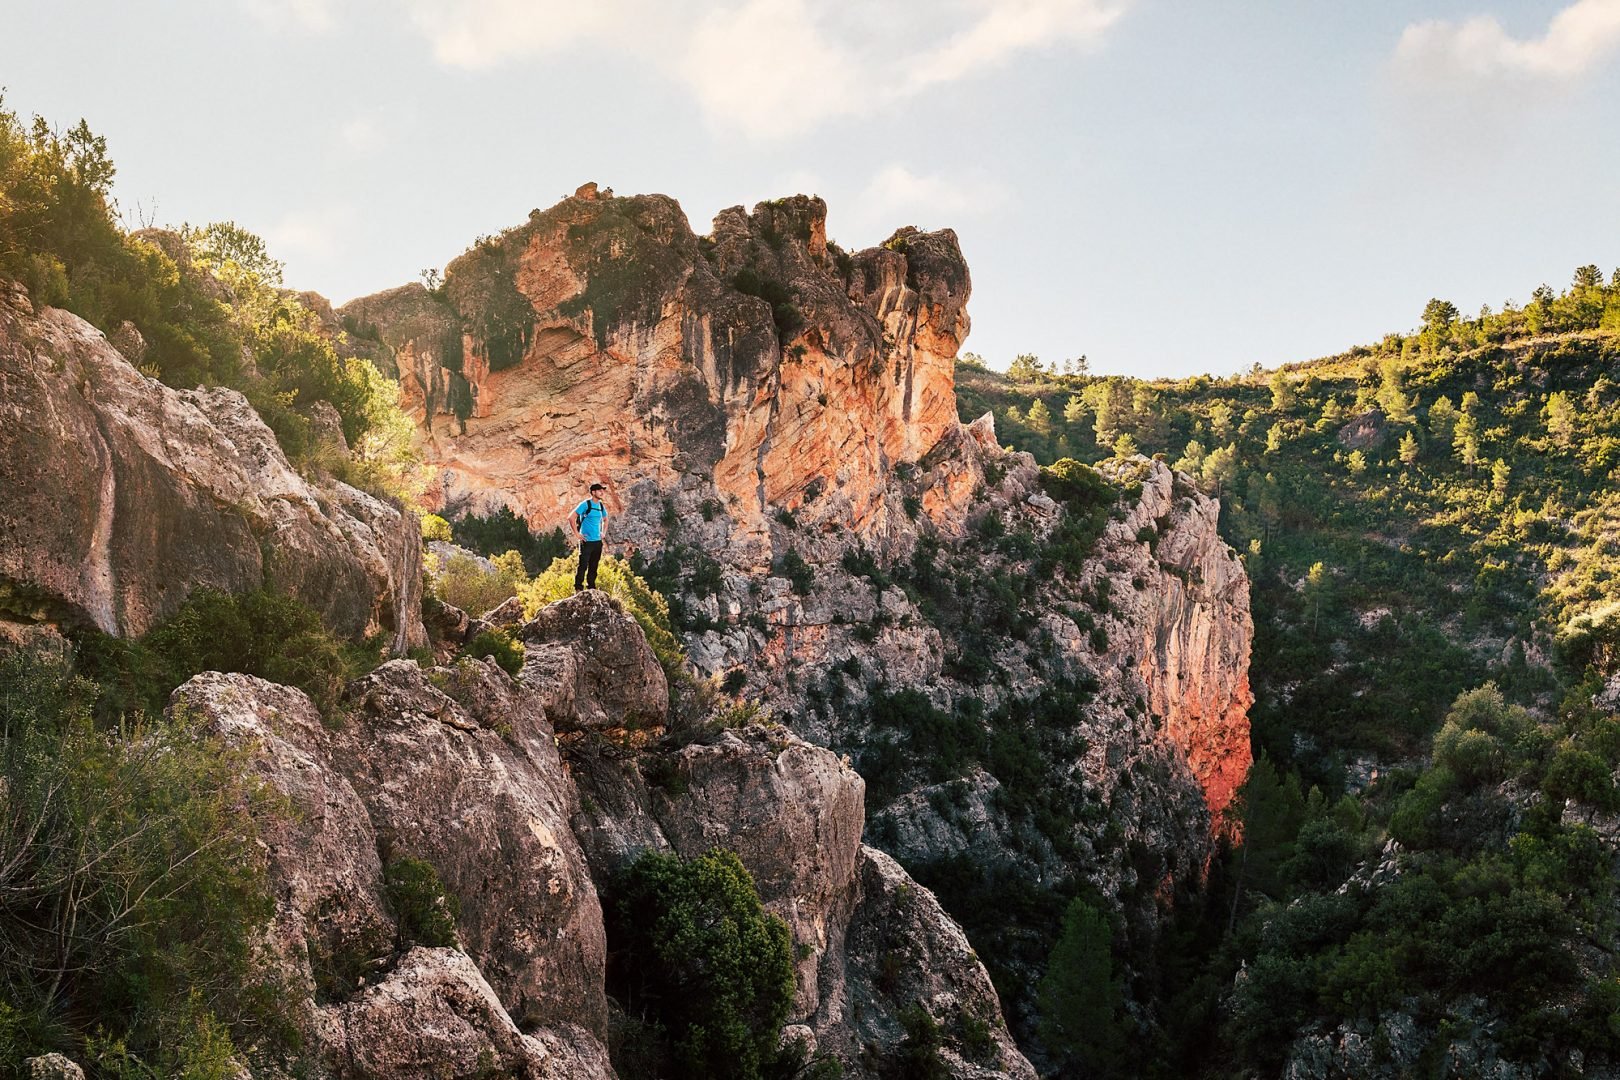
[449,506,569,575]
[75,586,358,716]
[431,549,528,617]
[520,554,685,674]
[1037,897,1126,1077]
[775,549,815,595]
[461,627,525,676]
[606,849,795,1080]
[384,856,460,949]
[420,513,453,542]
[0,652,285,1072]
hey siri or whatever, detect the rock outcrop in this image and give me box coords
[518,591,667,731]
[342,187,975,547]
[0,283,426,652]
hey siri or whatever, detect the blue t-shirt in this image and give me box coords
[575,499,606,542]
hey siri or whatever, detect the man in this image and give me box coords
[572,482,610,592]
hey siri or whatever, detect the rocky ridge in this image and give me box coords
[0,281,426,652]
[171,591,1034,1079]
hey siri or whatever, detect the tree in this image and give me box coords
[1574,264,1604,290]
[1544,391,1577,447]
[1491,459,1512,499]
[1007,353,1044,382]
[1346,450,1368,476]
[1376,358,1415,423]
[1037,897,1127,1077]
[1026,398,1053,434]
[1201,443,1239,492]
[1398,431,1420,466]
[1063,394,1086,425]
[1265,423,1286,453]
[1428,396,1458,442]
[608,850,796,1080]
[1304,561,1331,636]
[1173,439,1207,474]
[1422,298,1459,332]
[1453,412,1482,469]
[1268,371,1296,412]
[1112,433,1138,459]
[1208,401,1235,439]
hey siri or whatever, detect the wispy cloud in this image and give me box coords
[241,0,337,34]
[1394,0,1620,83]
[858,164,1005,224]
[266,205,354,262]
[405,0,1130,138]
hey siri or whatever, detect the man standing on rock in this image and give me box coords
[572,482,610,592]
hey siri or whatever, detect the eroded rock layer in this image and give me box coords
[0,285,426,652]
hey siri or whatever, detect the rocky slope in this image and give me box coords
[171,591,1033,1079]
[0,280,426,653]
[344,187,1255,1050]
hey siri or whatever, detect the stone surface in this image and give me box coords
[317,946,598,1080]
[343,192,976,546]
[335,659,608,1037]
[25,1055,86,1080]
[170,667,613,1079]
[519,591,668,731]
[0,288,426,652]
[1096,457,1255,832]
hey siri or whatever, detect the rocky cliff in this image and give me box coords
[170,592,1033,1079]
[0,280,426,653]
[345,188,1255,1053]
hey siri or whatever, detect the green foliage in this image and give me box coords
[384,856,460,948]
[775,548,815,594]
[431,549,528,617]
[0,101,418,498]
[520,554,685,674]
[606,849,795,1080]
[420,513,454,542]
[0,652,286,1074]
[461,627,525,676]
[730,267,804,341]
[1037,897,1127,1076]
[74,586,358,716]
[449,505,569,575]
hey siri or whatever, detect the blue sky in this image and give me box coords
[3,0,1617,377]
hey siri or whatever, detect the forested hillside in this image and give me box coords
[962,274,1620,1075]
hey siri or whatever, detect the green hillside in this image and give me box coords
[962,274,1620,1075]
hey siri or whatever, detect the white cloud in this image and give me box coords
[266,206,353,262]
[242,0,337,33]
[856,164,1006,228]
[338,115,387,155]
[1395,0,1620,83]
[405,0,1131,137]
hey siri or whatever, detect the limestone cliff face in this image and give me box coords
[0,282,426,652]
[1094,458,1255,832]
[341,184,973,547]
[172,592,1034,1080]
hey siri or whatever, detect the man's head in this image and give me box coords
[589,482,605,494]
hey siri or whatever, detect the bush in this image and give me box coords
[432,549,528,617]
[519,553,685,674]
[462,627,525,676]
[384,856,460,949]
[75,586,358,716]
[606,849,795,1080]
[0,651,285,1072]
[420,513,453,542]
[449,506,569,575]
[775,549,815,595]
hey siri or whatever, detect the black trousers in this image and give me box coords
[576,540,603,590]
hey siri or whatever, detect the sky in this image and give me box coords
[2,0,1618,378]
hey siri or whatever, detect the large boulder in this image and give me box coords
[0,284,426,652]
[335,660,609,1038]
[519,591,668,731]
[316,947,594,1079]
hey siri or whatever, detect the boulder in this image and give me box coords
[519,591,668,731]
[0,289,426,652]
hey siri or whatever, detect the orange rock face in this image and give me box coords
[343,193,973,544]
[1098,459,1255,836]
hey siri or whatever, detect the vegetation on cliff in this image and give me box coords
[0,101,419,500]
[966,270,1620,1074]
